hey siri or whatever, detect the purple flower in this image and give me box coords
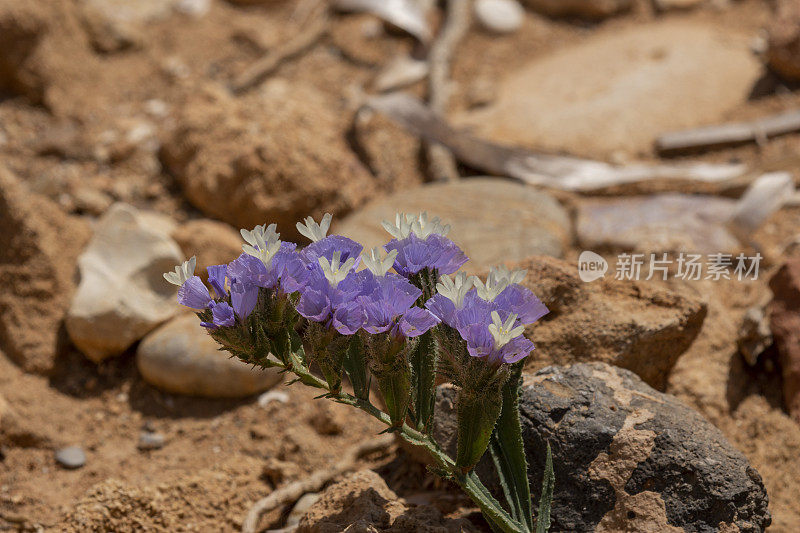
[201,301,236,329]
[300,235,362,266]
[178,276,212,309]
[384,233,467,277]
[207,264,227,297]
[227,241,297,290]
[494,284,549,325]
[361,274,439,338]
[296,286,331,322]
[230,279,258,320]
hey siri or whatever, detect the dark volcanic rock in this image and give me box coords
[434,363,770,532]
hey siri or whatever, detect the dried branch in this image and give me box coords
[426,0,471,182]
[655,109,800,155]
[366,93,747,191]
[241,434,394,533]
[231,3,329,94]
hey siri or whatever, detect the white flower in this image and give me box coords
[318,251,356,288]
[436,272,474,308]
[488,311,525,349]
[163,256,197,286]
[362,247,398,277]
[382,212,450,240]
[241,223,282,267]
[296,213,332,242]
[381,212,414,240]
[410,212,450,239]
[474,265,527,301]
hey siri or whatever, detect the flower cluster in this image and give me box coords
[165,211,547,370]
[426,266,549,366]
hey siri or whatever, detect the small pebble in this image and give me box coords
[474,0,524,34]
[137,432,166,451]
[258,390,289,408]
[55,446,86,469]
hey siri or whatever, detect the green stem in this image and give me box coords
[275,352,527,533]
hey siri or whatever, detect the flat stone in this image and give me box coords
[66,203,182,362]
[518,255,706,389]
[576,194,740,254]
[334,179,571,271]
[55,446,86,469]
[0,167,91,373]
[136,314,282,398]
[455,20,761,157]
[434,363,771,532]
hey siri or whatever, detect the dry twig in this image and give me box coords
[426,0,471,182]
[656,109,800,154]
[241,434,394,533]
[366,93,746,191]
[231,2,329,94]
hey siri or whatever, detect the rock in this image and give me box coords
[0,394,8,428]
[768,259,800,422]
[519,255,706,389]
[161,82,380,240]
[351,108,424,189]
[136,314,282,398]
[474,0,524,34]
[297,470,477,533]
[455,20,761,157]
[0,167,91,373]
[767,0,800,81]
[335,179,571,271]
[66,203,182,362]
[171,219,242,282]
[137,431,166,450]
[522,0,630,19]
[286,493,321,527]
[56,446,86,469]
[576,194,741,254]
[738,305,772,366]
[0,0,97,107]
[434,363,771,532]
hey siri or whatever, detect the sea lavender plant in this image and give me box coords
[166,212,554,533]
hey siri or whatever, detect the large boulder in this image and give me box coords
[136,314,282,398]
[518,255,706,389]
[434,363,771,532]
[0,167,91,373]
[161,81,385,240]
[66,203,182,362]
[335,179,571,272]
[455,20,761,157]
[297,470,477,533]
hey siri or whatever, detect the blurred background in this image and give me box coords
[1,0,800,530]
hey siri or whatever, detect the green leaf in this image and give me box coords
[344,335,370,400]
[489,361,533,531]
[409,330,437,432]
[535,443,555,533]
